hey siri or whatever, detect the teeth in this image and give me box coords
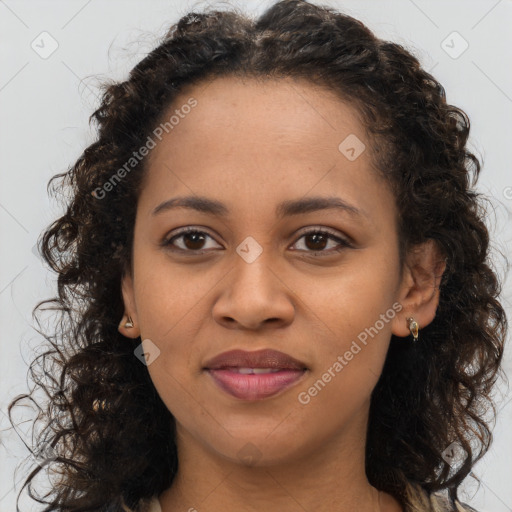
[234,367,282,374]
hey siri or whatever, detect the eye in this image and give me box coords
[290,228,352,256]
[161,227,221,254]
[161,226,352,256]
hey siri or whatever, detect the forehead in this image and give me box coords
[139,75,392,225]
[153,75,366,156]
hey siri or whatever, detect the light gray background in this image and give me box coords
[1,1,511,510]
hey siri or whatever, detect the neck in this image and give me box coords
[158,409,400,512]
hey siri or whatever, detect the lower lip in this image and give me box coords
[206,368,307,400]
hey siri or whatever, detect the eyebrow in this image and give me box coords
[151,195,368,220]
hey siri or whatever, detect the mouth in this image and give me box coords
[205,368,307,400]
[203,349,308,401]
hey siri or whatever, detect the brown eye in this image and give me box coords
[162,228,222,253]
[291,228,352,255]
[304,232,329,251]
[181,231,207,250]
[162,226,352,256]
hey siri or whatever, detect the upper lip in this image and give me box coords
[203,349,308,371]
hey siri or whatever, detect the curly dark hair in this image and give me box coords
[8,0,508,510]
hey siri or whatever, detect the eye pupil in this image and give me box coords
[305,233,328,251]
[165,228,347,255]
[184,232,206,250]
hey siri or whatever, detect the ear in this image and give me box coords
[118,270,141,339]
[391,238,447,338]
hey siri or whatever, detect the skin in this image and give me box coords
[119,76,446,512]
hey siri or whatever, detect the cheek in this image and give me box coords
[294,283,397,420]
[305,256,398,326]
[145,363,194,429]
[294,358,380,435]
[133,256,208,338]
[301,256,399,368]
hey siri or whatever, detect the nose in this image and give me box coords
[212,250,295,331]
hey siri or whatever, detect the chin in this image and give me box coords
[202,429,307,467]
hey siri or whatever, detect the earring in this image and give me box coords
[123,315,134,328]
[92,398,108,412]
[406,317,419,342]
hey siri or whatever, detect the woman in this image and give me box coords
[9,1,507,511]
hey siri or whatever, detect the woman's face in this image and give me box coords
[121,76,418,466]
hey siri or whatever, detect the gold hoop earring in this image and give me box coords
[406,317,419,342]
[123,315,134,329]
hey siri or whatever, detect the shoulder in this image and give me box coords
[432,493,480,512]
[403,481,480,512]
[431,493,480,512]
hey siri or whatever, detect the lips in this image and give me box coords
[203,349,308,400]
[203,349,308,371]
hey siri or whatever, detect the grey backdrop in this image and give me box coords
[1,1,511,510]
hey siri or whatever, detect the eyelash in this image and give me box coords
[161,226,353,256]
